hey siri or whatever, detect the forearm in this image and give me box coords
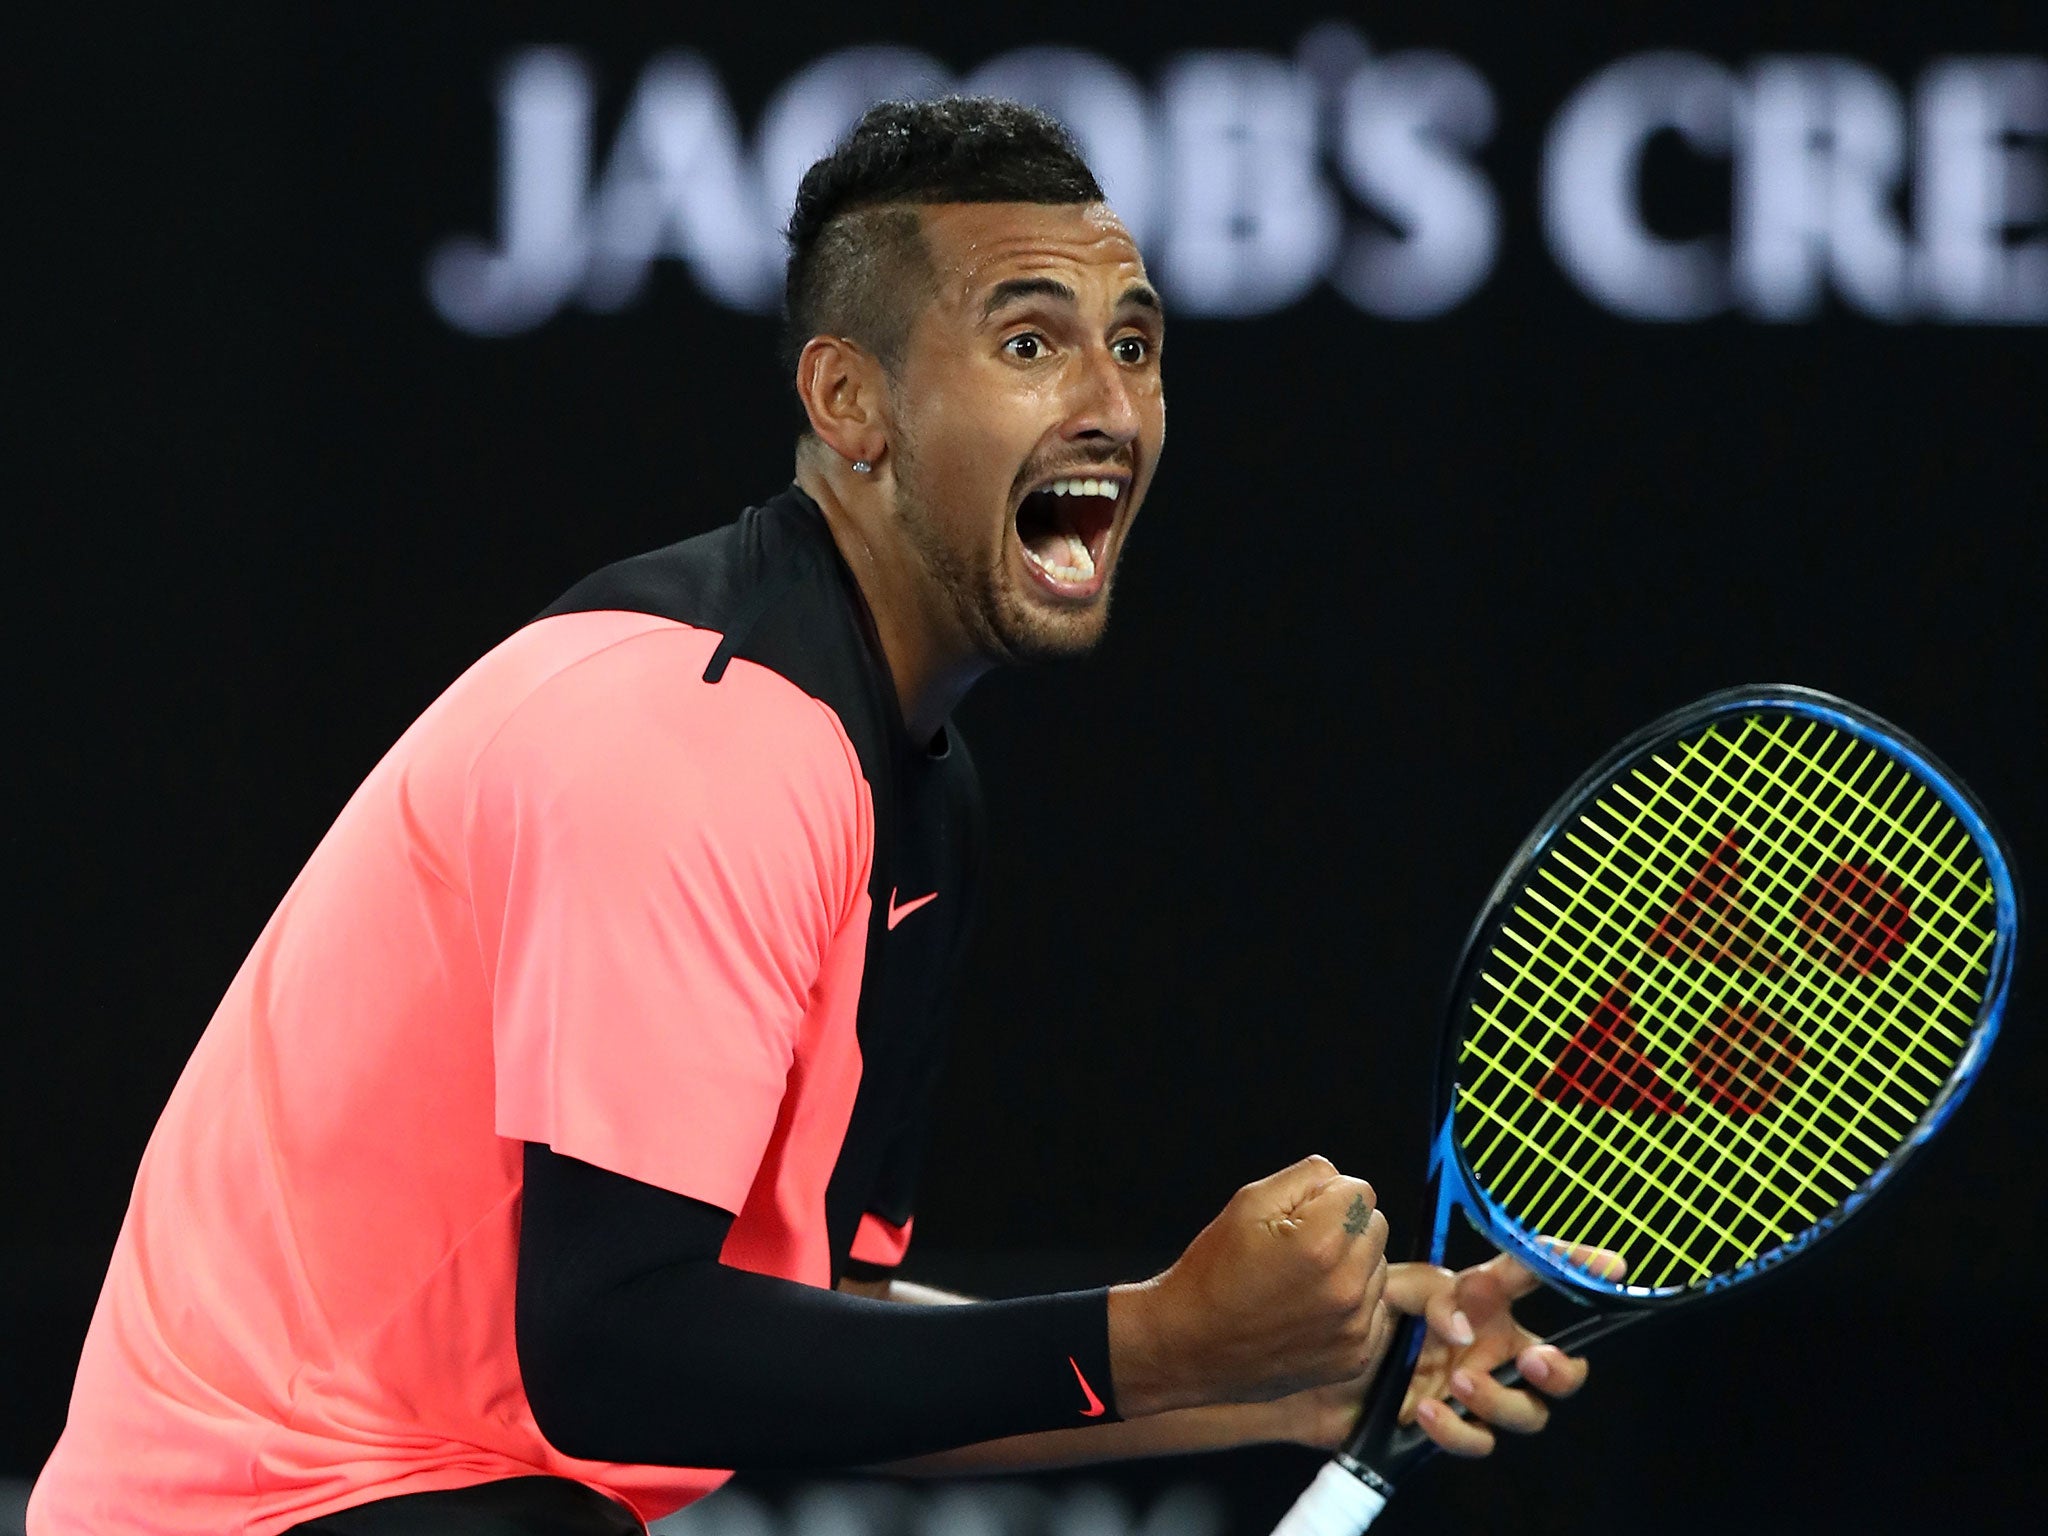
[879,1400,1291,1475]
[520,1145,1124,1471]
[847,1274,1298,1472]
[527,1268,1115,1469]
[842,1268,1212,1424]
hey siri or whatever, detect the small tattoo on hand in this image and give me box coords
[1343,1194,1373,1236]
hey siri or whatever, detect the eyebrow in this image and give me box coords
[981,277,1076,320]
[1119,283,1163,316]
[979,277,1167,321]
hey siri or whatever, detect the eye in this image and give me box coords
[1003,332,1048,361]
[1112,335,1150,365]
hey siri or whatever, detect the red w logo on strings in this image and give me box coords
[1646,834,1781,972]
[1535,833,1912,1117]
[1532,973,1686,1115]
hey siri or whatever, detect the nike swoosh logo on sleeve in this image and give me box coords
[1068,1356,1107,1418]
[887,888,938,930]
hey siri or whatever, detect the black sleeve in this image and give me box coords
[515,1143,1119,1470]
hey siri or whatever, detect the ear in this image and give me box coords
[794,335,890,470]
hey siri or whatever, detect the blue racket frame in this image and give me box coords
[1285,684,2022,1523]
[1425,684,2021,1309]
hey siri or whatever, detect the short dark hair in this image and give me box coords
[783,97,1104,375]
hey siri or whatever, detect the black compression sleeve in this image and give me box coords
[515,1143,1120,1470]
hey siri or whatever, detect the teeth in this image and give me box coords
[1046,477,1121,500]
[1023,531,1098,583]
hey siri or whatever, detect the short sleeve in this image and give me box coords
[849,1212,915,1269]
[464,626,874,1212]
[844,1045,941,1273]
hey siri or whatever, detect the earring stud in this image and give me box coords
[851,459,873,474]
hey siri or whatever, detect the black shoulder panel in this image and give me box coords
[538,488,984,1281]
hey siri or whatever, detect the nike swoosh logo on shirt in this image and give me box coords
[887,888,938,930]
[1068,1356,1107,1418]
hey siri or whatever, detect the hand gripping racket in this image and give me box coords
[1274,685,2020,1535]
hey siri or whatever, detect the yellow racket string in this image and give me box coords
[1495,723,1985,1285]
[1523,724,1970,1241]
[1482,720,1990,1286]
[1523,732,1982,1274]
[1464,722,1826,1247]
[1452,710,1997,1291]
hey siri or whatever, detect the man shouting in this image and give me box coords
[33,99,1591,1535]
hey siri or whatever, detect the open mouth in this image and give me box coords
[1014,474,1125,597]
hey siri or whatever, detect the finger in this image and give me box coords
[1293,1179,1388,1288]
[1422,1272,1477,1349]
[1247,1155,1345,1223]
[1515,1344,1591,1400]
[1467,1240,1631,1311]
[1471,1249,1542,1304]
[1382,1264,1461,1421]
[1413,1397,1496,1458]
[1447,1366,1551,1435]
[1534,1237,1629,1285]
[1395,1262,1484,1361]
[1383,1261,1460,1327]
[1451,1257,1522,1335]
[1291,1172,1380,1238]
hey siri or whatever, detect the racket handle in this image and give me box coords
[1269,1460,1390,1536]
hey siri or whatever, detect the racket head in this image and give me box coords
[1428,685,2019,1309]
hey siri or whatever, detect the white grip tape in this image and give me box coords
[1270,1461,1390,1536]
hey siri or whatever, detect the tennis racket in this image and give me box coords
[1273,684,2020,1535]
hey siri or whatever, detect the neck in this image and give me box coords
[795,450,991,745]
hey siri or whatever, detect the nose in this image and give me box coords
[1067,342,1141,448]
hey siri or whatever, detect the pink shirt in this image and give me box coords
[31,611,881,1533]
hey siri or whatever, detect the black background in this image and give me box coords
[15,3,2046,1531]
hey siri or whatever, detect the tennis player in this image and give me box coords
[31,99,1596,1535]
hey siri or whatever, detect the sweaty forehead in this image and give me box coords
[918,202,1149,310]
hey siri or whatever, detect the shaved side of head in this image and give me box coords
[782,97,1104,380]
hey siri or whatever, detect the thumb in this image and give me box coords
[1386,1261,1467,1340]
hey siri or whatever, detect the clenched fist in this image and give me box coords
[1107,1156,1394,1417]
